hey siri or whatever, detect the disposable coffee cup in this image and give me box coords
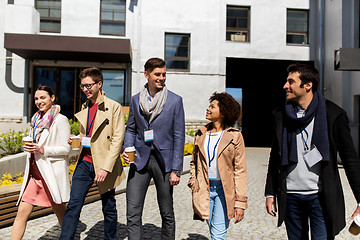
[22,136,33,148]
[349,214,360,235]
[125,146,136,162]
[70,136,80,150]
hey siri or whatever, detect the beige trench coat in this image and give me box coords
[75,91,125,195]
[188,125,248,220]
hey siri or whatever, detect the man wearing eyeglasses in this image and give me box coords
[60,67,126,240]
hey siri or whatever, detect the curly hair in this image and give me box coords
[209,92,240,128]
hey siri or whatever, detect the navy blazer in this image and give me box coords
[124,90,185,172]
[265,100,360,236]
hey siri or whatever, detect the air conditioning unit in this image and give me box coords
[230,34,246,42]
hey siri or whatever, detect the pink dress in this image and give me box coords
[21,155,58,207]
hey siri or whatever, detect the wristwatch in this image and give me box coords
[172,170,181,177]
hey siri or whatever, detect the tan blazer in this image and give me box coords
[75,91,126,195]
[188,125,248,220]
[18,114,71,205]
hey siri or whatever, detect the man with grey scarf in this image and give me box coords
[123,57,185,240]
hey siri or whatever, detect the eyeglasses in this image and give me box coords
[79,82,97,90]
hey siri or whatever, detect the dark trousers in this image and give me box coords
[126,153,175,240]
[60,159,117,240]
[285,193,333,240]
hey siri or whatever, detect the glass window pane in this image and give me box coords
[40,20,61,32]
[101,10,113,20]
[237,19,247,28]
[102,70,125,105]
[226,17,237,28]
[50,9,61,18]
[38,8,49,17]
[165,60,188,70]
[59,70,75,118]
[100,23,125,35]
[287,34,307,44]
[114,11,125,21]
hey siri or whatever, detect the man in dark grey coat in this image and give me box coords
[265,63,360,239]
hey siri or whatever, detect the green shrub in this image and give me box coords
[69,119,80,135]
[186,128,196,137]
[0,129,29,156]
[124,114,129,125]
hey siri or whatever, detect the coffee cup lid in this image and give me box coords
[354,214,360,226]
[70,135,80,139]
[22,136,33,141]
[125,146,136,152]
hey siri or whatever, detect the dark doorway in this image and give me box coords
[226,58,314,147]
[32,67,127,120]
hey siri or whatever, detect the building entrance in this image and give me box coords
[32,67,126,119]
[226,58,313,147]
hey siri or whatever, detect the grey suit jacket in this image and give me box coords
[124,90,185,172]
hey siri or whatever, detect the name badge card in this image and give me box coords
[208,166,217,180]
[82,137,91,148]
[144,129,154,142]
[303,145,323,168]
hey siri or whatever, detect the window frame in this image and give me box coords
[35,0,61,33]
[164,32,191,72]
[99,0,126,36]
[286,9,309,45]
[226,5,251,42]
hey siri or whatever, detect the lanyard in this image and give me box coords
[207,130,224,167]
[301,129,309,151]
[32,114,42,141]
[147,90,152,102]
[86,106,97,137]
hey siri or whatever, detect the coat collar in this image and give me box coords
[195,123,241,159]
[75,90,108,136]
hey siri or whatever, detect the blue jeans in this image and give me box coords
[285,193,330,240]
[60,159,117,240]
[206,180,229,240]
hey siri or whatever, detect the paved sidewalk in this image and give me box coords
[0,148,358,239]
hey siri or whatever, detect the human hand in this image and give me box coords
[351,206,360,219]
[169,172,180,186]
[68,134,75,145]
[234,208,244,223]
[266,197,277,217]
[122,151,137,164]
[23,143,41,153]
[94,169,109,185]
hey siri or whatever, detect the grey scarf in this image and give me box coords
[139,83,168,123]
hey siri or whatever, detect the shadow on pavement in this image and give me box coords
[181,233,209,240]
[38,221,87,240]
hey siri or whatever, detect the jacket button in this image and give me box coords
[106,108,109,111]
[278,170,281,174]
[107,136,110,139]
[106,121,109,125]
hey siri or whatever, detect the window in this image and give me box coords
[102,70,126,105]
[226,6,250,42]
[35,0,61,33]
[287,9,309,44]
[100,0,126,36]
[165,33,190,71]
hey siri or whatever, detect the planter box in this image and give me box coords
[0,152,27,177]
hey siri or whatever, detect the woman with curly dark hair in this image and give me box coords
[188,92,247,239]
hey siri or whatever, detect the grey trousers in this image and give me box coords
[126,153,175,240]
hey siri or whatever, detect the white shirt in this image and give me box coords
[204,131,223,180]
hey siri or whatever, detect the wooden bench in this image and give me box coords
[0,182,101,228]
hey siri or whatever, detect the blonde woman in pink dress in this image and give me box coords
[11,85,71,240]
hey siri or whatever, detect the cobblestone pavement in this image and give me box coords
[0,148,358,239]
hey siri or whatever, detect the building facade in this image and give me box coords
[1,0,312,146]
